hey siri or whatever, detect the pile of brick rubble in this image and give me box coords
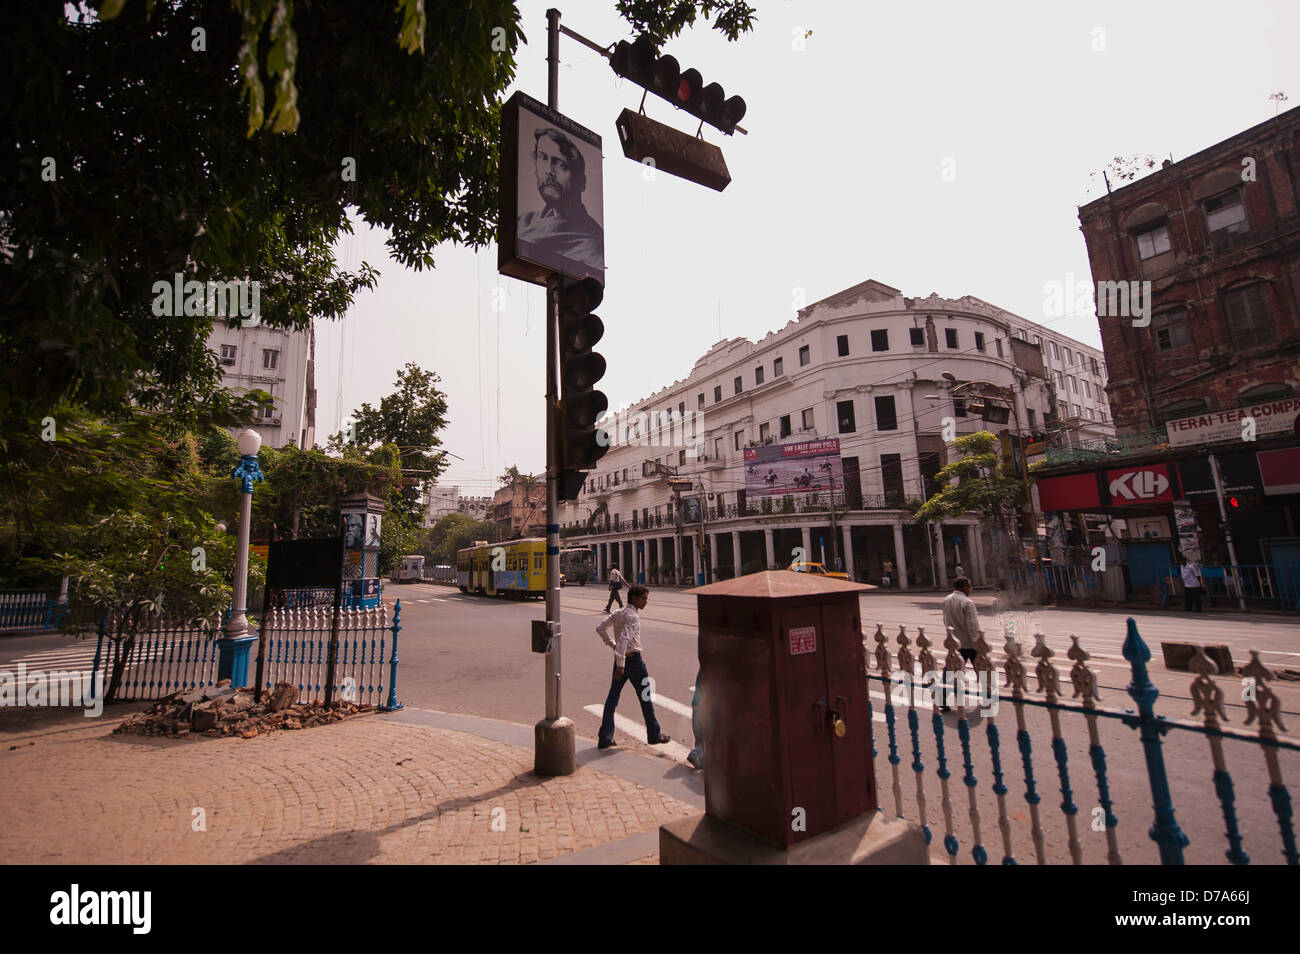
[113,680,373,739]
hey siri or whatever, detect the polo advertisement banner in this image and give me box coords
[743,439,843,496]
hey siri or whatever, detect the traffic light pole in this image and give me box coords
[535,7,576,777]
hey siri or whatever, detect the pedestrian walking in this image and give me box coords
[954,562,965,581]
[686,669,704,770]
[940,576,983,711]
[1180,555,1204,612]
[604,565,625,612]
[596,585,670,749]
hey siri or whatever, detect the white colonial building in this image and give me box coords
[207,321,316,450]
[558,279,1114,588]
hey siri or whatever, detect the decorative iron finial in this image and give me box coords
[1067,635,1100,703]
[1032,632,1060,701]
[1188,646,1228,724]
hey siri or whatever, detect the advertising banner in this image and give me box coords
[498,91,604,287]
[744,439,843,497]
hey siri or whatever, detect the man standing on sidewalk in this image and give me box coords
[604,565,625,613]
[940,577,982,711]
[1180,555,1204,612]
[595,585,670,750]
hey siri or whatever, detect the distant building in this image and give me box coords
[457,495,492,520]
[493,480,545,539]
[557,278,1113,587]
[207,321,316,450]
[423,485,461,528]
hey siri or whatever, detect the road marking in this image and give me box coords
[582,705,693,760]
[648,692,693,719]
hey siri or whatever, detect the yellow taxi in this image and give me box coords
[788,561,850,581]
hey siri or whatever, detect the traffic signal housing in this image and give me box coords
[558,277,609,501]
[610,35,747,135]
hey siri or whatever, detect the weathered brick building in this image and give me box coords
[1026,107,1300,605]
[1078,105,1300,433]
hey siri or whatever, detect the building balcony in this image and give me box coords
[1042,427,1170,466]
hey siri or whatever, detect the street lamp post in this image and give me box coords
[220,428,263,687]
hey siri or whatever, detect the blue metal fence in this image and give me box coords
[0,591,69,630]
[865,619,1298,864]
[89,616,223,702]
[1162,564,1300,609]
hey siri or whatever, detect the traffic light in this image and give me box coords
[558,277,609,501]
[610,35,747,135]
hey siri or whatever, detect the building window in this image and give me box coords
[773,356,784,377]
[945,328,958,349]
[1073,404,1082,418]
[734,430,743,450]
[714,437,723,459]
[679,401,685,417]
[1055,370,1064,388]
[909,327,925,347]
[874,395,897,431]
[755,365,764,385]
[779,414,791,438]
[1064,347,1073,365]
[1091,357,1100,374]
[220,345,237,365]
[1050,341,1060,360]
[837,335,850,357]
[1033,334,1042,348]
[871,329,889,352]
[1222,284,1274,349]
[974,332,985,353]
[837,400,856,434]
[697,393,704,408]
[799,345,811,366]
[1134,223,1171,260]
[622,468,628,482]
[1205,190,1249,239]
[953,397,967,418]
[679,450,687,466]
[759,422,770,442]
[714,385,722,403]
[1028,409,1036,427]
[263,349,279,370]
[1068,375,1078,394]
[734,376,743,395]
[801,408,814,430]
[995,338,1004,358]
[1083,380,1092,397]
[1085,407,1095,420]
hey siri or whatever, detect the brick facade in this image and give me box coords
[1078,105,1300,434]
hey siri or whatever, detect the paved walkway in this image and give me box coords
[0,706,705,865]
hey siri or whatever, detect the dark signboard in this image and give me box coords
[266,537,344,591]
[498,91,604,287]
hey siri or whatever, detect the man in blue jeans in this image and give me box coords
[595,585,670,749]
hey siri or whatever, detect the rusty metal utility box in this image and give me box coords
[687,571,877,848]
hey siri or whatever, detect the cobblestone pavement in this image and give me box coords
[0,709,697,865]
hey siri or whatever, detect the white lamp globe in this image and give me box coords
[236,429,262,457]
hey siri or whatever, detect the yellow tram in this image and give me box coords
[455,538,549,599]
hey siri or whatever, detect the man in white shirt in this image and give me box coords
[940,577,983,711]
[1180,555,1203,612]
[595,585,670,750]
[604,565,625,612]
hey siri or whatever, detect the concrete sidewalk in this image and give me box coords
[0,705,705,865]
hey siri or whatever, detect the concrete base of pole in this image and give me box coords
[533,717,576,777]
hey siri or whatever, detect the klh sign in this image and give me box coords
[1106,465,1175,504]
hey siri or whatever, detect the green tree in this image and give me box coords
[426,513,496,565]
[912,431,1028,572]
[1,1,755,429]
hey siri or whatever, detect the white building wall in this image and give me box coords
[207,321,315,450]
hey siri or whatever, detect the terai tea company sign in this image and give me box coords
[1165,398,1300,447]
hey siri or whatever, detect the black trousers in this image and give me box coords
[1184,585,1203,611]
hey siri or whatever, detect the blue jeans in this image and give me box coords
[598,653,661,745]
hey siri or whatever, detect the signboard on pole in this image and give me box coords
[498,91,604,287]
[744,438,843,497]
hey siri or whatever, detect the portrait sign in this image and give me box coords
[499,91,604,286]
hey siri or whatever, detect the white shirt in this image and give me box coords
[955,565,965,578]
[608,568,625,586]
[596,605,642,666]
[1180,563,1202,588]
[942,589,983,651]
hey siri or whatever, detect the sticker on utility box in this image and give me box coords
[789,626,817,655]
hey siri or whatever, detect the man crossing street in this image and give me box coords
[595,585,670,750]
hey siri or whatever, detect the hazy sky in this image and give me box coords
[314,0,1299,499]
